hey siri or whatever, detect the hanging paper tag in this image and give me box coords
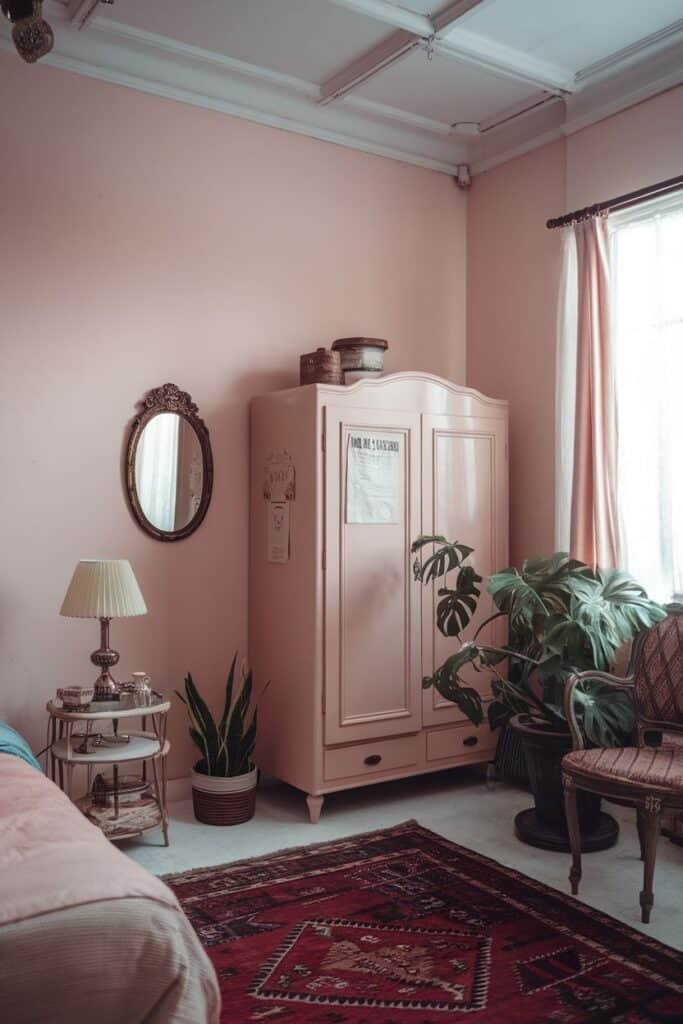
[346,431,401,524]
[268,501,290,563]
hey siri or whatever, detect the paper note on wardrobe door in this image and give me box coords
[268,502,290,563]
[346,432,401,524]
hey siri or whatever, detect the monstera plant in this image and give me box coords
[413,537,667,849]
[412,537,666,747]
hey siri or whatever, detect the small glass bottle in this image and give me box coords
[131,671,152,707]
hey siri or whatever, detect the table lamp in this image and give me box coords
[60,559,148,700]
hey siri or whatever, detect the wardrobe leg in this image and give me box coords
[306,794,324,824]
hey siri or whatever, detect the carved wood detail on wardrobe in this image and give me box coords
[249,373,508,822]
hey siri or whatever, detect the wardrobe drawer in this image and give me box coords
[324,733,422,781]
[427,722,496,763]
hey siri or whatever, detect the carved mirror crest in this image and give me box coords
[125,383,214,542]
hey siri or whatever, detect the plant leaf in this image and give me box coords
[570,678,635,747]
[435,565,482,637]
[225,668,254,776]
[217,653,238,767]
[569,570,665,670]
[181,673,220,775]
[412,537,474,585]
[423,645,484,725]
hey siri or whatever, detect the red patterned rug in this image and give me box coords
[166,821,683,1023]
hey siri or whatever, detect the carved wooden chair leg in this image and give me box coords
[639,799,661,924]
[636,807,647,861]
[563,774,582,895]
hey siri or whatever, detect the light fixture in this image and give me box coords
[60,560,148,700]
[1,1,54,63]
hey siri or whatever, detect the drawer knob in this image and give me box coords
[364,754,382,766]
[463,736,478,747]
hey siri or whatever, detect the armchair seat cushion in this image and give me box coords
[563,746,683,796]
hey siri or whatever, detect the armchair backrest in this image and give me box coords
[632,613,683,738]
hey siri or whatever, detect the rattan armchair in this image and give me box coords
[561,614,683,923]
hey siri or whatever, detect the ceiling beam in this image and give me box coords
[319,0,485,104]
[319,29,419,105]
[437,28,574,93]
[324,0,573,97]
[326,0,433,36]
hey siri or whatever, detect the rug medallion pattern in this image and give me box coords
[166,821,683,1023]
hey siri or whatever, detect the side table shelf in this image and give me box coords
[47,697,171,846]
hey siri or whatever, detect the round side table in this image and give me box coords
[46,694,171,846]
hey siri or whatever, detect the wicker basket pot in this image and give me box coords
[191,765,258,826]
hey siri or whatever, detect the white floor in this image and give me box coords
[124,767,683,950]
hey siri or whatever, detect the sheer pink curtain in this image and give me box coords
[557,215,619,569]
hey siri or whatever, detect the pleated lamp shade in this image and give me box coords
[60,560,147,618]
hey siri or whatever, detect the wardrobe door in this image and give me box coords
[324,406,422,745]
[421,413,508,727]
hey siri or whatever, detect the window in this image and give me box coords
[610,193,683,603]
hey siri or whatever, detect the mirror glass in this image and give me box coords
[134,412,204,532]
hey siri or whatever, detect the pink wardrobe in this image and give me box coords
[250,372,508,822]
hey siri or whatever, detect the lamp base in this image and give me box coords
[91,618,120,700]
[93,671,120,702]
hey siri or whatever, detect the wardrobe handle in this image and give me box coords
[364,754,382,766]
[463,736,478,748]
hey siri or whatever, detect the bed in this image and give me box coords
[0,736,220,1024]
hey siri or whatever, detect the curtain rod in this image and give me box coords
[546,174,683,230]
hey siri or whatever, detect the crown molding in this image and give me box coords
[0,7,465,173]
[470,33,682,174]
[2,3,681,179]
[574,19,683,86]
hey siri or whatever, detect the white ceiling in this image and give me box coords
[2,0,682,174]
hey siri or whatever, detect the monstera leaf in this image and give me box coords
[424,645,484,725]
[519,553,590,612]
[435,566,483,638]
[412,536,474,584]
[487,567,549,630]
[569,677,635,747]
[488,553,590,633]
[569,570,666,670]
[487,676,530,731]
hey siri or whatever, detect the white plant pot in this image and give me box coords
[191,765,258,825]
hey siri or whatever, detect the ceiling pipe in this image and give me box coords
[68,0,114,31]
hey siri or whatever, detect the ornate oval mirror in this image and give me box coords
[125,383,213,542]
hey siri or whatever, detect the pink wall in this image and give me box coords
[567,84,683,210]
[467,85,683,566]
[467,140,566,564]
[0,54,467,776]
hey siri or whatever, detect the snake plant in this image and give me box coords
[176,655,262,776]
[412,537,666,747]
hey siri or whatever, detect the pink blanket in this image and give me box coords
[0,753,178,926]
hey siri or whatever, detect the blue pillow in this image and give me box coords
[0,722,42,771]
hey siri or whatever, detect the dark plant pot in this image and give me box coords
[493,723,529,787]
[510,715,618,852]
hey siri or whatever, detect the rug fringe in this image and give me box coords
[159,818,420,882]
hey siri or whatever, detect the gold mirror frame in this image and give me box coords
[125,383,214,542]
